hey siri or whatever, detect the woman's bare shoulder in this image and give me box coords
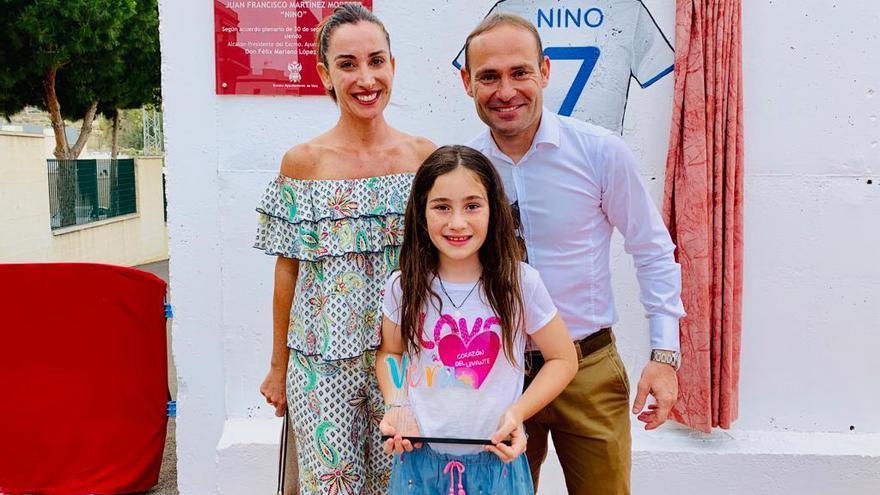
[395,132,437,172]
[279,142,324,180]
[411,135,438,160]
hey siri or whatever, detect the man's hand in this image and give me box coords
[632,361,678,430]
[259,366,287,417]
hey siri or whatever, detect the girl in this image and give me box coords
[255,5,435,493]
[377,145,577,494]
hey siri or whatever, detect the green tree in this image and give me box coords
[0,0,161,160]
[99,0,161,159]
[0,0,160,226]
[93,0,161,213]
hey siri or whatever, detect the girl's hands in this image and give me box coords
[485,408,527,463]
[380,404,423,455]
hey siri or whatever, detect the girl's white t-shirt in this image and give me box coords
[382,262,557,455]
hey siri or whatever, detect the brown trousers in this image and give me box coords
[524,337,632,495]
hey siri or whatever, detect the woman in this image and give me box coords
[255,4,435,493]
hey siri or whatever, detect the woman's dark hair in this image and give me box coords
[398,145,524,366]
[314,4,391,101]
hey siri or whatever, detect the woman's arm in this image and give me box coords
[259,256,299,417]
[486,314,577,461]
[376,315,421,453]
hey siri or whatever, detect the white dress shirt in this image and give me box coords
[467,109,685,350]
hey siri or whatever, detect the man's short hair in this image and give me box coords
[463,13,544,73]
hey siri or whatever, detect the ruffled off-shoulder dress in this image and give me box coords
[255,172,414,494]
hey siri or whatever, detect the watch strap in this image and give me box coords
[650,349,681,370]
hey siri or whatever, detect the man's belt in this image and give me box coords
[525,327,613,374]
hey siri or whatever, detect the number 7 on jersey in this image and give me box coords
[543,46,601,117]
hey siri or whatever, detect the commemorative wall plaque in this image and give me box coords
[214,1,373,95]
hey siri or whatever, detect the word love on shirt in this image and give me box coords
[386,314,502,390]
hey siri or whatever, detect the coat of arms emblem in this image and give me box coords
[287,61,302,83]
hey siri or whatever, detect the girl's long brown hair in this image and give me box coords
[398,145,524,366]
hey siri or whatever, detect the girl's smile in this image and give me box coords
[443,234,472,246]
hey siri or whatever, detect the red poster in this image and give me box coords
[214,0,373,96]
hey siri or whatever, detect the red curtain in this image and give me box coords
[0,263,168,495]
[663,0,744,432]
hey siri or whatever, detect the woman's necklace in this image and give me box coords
[437,274,481,319]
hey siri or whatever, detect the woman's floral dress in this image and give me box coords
[255,173,413,494]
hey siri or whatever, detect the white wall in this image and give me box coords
[0,132,49,255]
[159,1,880,493]
[0,131,169,266]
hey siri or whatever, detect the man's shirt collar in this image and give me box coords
[481,108,560,164]
[533,108,561,149]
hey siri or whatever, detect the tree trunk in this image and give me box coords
[69,100,98,159]
[110,110,120,215]
[42,65,100,227]
[43,65,70,160]
[110,110,120,160]
[43,65,76,226]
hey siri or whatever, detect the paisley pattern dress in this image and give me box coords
[255,173,414,494]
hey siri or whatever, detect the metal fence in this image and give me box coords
[47,159,137,230]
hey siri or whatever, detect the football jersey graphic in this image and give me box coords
[455,0,674,132]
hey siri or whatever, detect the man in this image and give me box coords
[459,13,685,495]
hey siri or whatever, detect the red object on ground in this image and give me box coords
[0,263,168,495]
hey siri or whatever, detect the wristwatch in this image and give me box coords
[650,349,681,371]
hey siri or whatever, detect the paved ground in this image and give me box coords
[144,418,177,495]
[135,260,178,495]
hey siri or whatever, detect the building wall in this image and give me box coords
[159,1,880,493]
[0,132,50,259]
[0,132,169,266]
